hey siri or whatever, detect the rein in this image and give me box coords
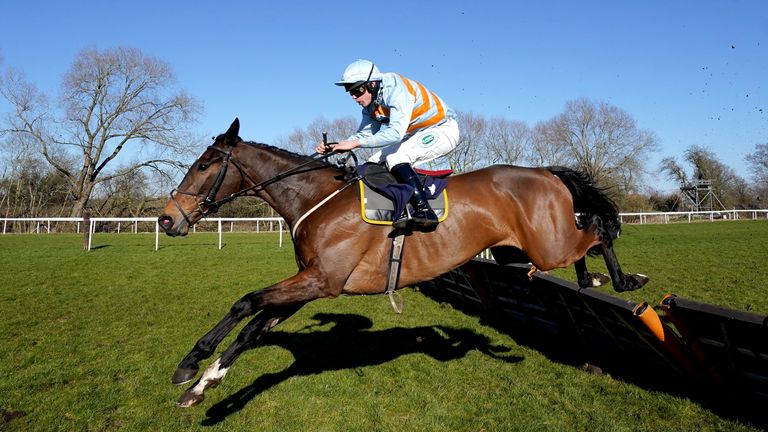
[170,143,347,226]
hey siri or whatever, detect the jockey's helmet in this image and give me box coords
[335,59,382,92]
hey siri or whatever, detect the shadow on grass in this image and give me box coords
[201,312,522,425]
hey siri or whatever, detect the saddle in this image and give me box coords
[356,163,451,226]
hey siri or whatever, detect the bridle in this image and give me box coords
[170,144,237,227]
[169,140,350,227]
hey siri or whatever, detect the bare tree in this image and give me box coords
[659,156,688,185]
[0,129,71,218]
[444,111,487,173]
[532,98,658,190]
[0,47,202,217]
[527,121,571,167]
[0,153,70,219]
[746,143,768,186]
[277,116,358,154]
[486,118,529,165]
[746,143,768,206]
[95,170,151,217]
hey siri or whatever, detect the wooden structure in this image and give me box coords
[680,179,726,212]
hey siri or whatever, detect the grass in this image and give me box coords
[0,222,766,431]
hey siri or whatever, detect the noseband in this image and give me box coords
[169,142,346,227]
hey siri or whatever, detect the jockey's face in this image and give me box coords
[349,85,373,108]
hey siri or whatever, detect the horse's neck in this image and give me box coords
[244,149,342,226]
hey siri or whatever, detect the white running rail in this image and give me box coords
[1,217,286,251]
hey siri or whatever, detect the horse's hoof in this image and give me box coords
[631,274,650,288]
[176,390,204,408]
[172,367,199,385]
[616,274,649,292]
[578,272,610,288]
[594,273,610,286]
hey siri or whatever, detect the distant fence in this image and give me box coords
[620,209,768,224]
[0,217,286,251]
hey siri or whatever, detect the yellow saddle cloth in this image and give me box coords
[357,180,449,226]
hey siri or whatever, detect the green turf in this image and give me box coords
[0,223,766,431]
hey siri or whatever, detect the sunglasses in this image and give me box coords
[348,85,367,97]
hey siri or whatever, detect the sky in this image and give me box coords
[0,0,766,193]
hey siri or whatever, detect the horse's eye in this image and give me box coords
[198,163,209,171]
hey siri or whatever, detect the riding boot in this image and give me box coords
[390,163,439,232]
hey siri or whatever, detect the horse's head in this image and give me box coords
[158,118,245,236]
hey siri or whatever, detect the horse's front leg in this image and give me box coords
[583,215,649,292]
[176,303,304,407]
[171,266,332,385]
[599,244,649,292]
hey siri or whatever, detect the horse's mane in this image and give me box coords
[241,141,337,168]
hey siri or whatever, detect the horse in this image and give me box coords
[158,118,648,407]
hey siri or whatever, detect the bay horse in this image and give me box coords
[158,118,648,407]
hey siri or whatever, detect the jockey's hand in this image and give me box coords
[315,139,360,154]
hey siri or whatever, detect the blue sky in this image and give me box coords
[1,0,766,192]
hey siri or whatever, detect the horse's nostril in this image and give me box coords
[158,215,173,228]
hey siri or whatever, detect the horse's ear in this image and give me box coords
[225,118,240,142]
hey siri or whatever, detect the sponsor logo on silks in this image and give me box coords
[420,133,437,147]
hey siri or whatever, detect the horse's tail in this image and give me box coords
[546,166,621,239]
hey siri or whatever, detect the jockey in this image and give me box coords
[316,59,460,232]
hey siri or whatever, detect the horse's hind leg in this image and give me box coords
[584,215,649,293]
[172,267,330,385]
[176,304,304,408]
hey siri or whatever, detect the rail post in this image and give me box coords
[82,209,90,251]
[218,219,223,250]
